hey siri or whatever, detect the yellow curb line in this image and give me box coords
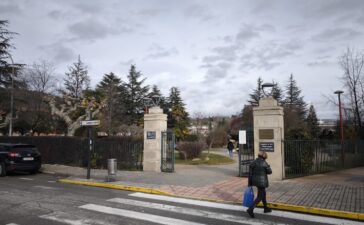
[59,179,363,221]
[259,202,364,221]
[58,179,171,196]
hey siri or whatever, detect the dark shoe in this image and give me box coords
[247,208,255,218]
[264,207,272,213]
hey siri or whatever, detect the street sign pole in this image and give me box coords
[86,126,92,179]
[81,113,100,179]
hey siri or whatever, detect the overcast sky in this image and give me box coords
[1,0,364,119]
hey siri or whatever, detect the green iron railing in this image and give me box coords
[284,140,364,179]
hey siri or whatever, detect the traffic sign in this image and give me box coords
[80,120,100,126]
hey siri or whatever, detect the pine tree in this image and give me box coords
[124,65,149,125]
[306,105,320,139]
[272,81,284,104]
[148,85,165,108]
[248,77,263,106]
[284,74,307,120]
[283,74,308,139]
[167,87,189,140]
[96,72,125,135]
[64,55,90,99]
[0,20,18,88]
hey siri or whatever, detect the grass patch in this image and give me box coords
[175,152,234,165]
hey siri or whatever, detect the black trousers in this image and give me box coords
[249,187,267,210]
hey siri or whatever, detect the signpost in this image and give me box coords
[81,119,100,179]
[239,130,246,144]
[80,120,100,126]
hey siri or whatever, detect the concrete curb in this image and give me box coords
[58,179,364,221]
[58,179,171,196]
[264,202,364,221]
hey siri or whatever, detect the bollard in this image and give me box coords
[107,158,117,182]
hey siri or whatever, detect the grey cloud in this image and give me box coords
[313,47,335,55]
[184,4,214,21]
[223,35,234,43]
[307,60,331,67]
[357,16,364,25]
[203,61,233,83]
[316,0,364,17]
[239,39,303,71]
[40,43,75,64]
[201,23,263,82]
[257,24,276,33]
[0,2,21,14]
[54,45,76,63]
[68,19,131,41]
[136,9,166,17]
[144,44,179,60]
[74,2,102,14]
[202,45,238,64]
[250,0,274,15]
[236,24,260,42]
[47,10,73,21]
[312,27,362,42]
[120,59,135,66]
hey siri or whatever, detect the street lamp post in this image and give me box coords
[6,53,15,136]
[261,83,275,98]
[334,90,344,166]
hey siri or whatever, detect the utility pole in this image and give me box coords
[334,90,344,166]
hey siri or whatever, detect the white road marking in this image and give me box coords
[40,211,116,225]
[33,185,57,190]
[47,181,56,183]
[19,178,33,181]
[79,203,206,225]
[6,223,20,225]
[130,192,243,210]
[108,198,283,225]
[130,193,363,225]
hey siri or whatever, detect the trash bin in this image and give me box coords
[107,158,117,176]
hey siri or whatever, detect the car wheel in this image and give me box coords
[30,169,39,174]
[0,162,6,177]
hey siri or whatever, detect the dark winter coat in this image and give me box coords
[227,141,234,151]
[248,157,272,188]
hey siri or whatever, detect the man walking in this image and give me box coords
[227,140,234,159]
[247,151,272,218]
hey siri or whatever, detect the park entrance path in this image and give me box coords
[42,153,364,216]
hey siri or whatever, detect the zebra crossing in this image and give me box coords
[18,192,362,225]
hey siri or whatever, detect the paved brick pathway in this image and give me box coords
[42,160,364,214]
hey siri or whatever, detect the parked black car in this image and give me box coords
[0,143,41,176]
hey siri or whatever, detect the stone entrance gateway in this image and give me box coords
[143,106,175,173]
[253,96,284,181]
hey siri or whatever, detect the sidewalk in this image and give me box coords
[41,156,364,221]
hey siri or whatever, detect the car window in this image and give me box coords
[13,145,36,151]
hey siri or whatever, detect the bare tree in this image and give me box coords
[46,95,101,136]
[339,48,364,132]
[25,60,57,94]
[191,112,207,137]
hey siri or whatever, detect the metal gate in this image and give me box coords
[161,131,175,172]
[238,128,255,177]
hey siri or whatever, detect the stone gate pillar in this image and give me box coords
[143,106,167,172]
[253,97,284,181]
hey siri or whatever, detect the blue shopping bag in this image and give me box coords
[242,186,254,207]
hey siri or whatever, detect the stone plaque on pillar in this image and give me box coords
[143,107,167,172]
[253,97,284,181]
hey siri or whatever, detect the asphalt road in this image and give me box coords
[0,173,359,225]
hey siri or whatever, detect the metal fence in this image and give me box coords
[0,136,143,171]
[284,140,364,179]
[238,128,254,177]
[161,131,175,173]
